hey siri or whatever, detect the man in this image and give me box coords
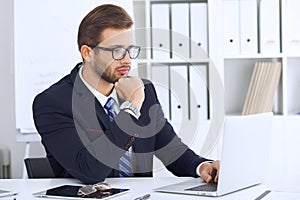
[33,4,219,184]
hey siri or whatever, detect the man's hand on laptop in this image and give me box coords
[199,160,220,183]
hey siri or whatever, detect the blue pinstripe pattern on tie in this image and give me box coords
[104,97,133,177]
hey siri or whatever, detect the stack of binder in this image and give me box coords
[223,0,281,56]
[242,62,282,115]
[151,2,208,60]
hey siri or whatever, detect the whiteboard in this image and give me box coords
[14,0,134,133]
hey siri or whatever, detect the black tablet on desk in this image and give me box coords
[33,185,129,199]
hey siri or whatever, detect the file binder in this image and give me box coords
[285,0,300,54]
[240,0,258,55]
[170,65,188,123]
[259,0,280,54]
[189,65,208,120]
[190,3,208,59]
[151,4,170,59]
[171,3,189,60]
[223,0,240,56]
[151,65,170,120]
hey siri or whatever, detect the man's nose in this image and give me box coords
[120,51,131,64]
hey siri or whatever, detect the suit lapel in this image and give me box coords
[70,63,110,130]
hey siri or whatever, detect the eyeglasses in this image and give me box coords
[89,45,141,60]
[77,182,112,197]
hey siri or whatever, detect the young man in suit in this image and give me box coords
[33,4,219,184]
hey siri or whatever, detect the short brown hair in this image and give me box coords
[77,4,133,51]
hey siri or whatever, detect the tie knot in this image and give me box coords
[104,97,116,122]
[104,97,115,111]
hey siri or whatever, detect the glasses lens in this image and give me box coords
[112,46,140,60]
[129,46,140,59]
[113,48,126,60]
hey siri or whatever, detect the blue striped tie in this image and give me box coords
[104,97,133,177]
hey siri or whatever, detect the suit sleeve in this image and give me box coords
[33,89,141,184]
[142,81,212,177]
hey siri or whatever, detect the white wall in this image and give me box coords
[0,0,46,178]
[1,0,136,178]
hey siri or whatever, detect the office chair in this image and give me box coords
[24,157,55,178]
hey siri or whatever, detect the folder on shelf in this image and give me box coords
[223,0,240,56]
[242,62,282,115]
[268,62,282,112]
[241,62,259,115]
[285,0,300,54]
[189,65,208,120]
[151,3,170,59]
[170,65,188,124]
[247,63,263,115]
[151,65,170,120]
[171,3,189,60]
[240,0,258,55]
[190,2,208,59]
[259,0,280,54]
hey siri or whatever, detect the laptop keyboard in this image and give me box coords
[185,182,218,192]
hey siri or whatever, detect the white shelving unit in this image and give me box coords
[284,0,300,116]
[222,0,300,118]
[134,0,223,113]
[222,0,300,180]
[133,0,300,178]
[133,0,224,171]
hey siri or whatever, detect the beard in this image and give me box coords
[100,70,118,83]
[93,62,130,84]
[94,66,118,83]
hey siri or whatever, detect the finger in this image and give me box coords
[213,160,220,169]
[202,169,213,183]
[213,165,219,183]
[200,163,211,182]
[213,169,219,183]
[212,161,220,182]
[203,173,212,183]
[214,173,219,183]
[206,164,219,183]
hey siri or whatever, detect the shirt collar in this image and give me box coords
[78,65,119,107]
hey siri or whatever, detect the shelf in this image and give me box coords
[286,54,300,58]
[224,54,284,60]
[224,114,300,119]
[137,58,210,64]
[134,0,300,139]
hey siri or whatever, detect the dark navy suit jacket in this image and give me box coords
[33,63,210,184]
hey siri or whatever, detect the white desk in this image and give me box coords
[0,177,299,200]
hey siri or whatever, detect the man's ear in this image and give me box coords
[80,45,93,62]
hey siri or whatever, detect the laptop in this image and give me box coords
[154,112,273,197]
